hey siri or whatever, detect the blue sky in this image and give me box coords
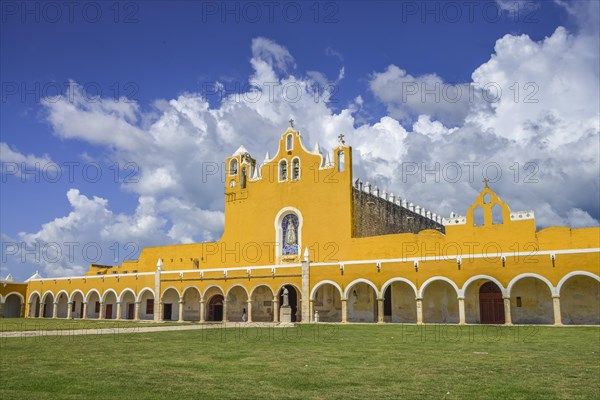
[1,0,599,280]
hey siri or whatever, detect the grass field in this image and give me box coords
[1,319,599,399]
[0,318,187,332]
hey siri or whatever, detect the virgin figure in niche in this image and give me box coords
[282,214,299,256]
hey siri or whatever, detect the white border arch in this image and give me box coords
[69,290,85,303]
[249,284,275,298]
[418,276,460,298]
[41,290,55,304]
[85,289,101,302]
[557,271,600,294]
[136,287,155,302]
[310,280,343,300]
[274,206,304,262]
[161,286,181,300]
[461,275,507,297]
[344,278,380,299]
[181,285,202,299]
[381,278,418,298]
[4,291,25,303]
[55,290,69,302]
[118,288,137,303]
[28,291,41,303]
[101,289,118,303]
[507,273,556,296]
[225,284,249,298]
[202,284,225,299]
[275,282,303,298]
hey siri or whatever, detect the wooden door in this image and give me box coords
[105,304,113,319]
[479,282,505,324]
[127,303,135,320]
[163,303,172,321]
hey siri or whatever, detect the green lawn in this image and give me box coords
[1,322,599,399]
[0,318,188,332]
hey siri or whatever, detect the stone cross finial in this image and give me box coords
[338,133,345,145]
[289,118,294,129]
[483,178,490,188]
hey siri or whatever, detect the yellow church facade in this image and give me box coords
[10,127,600,325]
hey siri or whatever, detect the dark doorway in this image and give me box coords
[383,287,392,319]
[163,303,173,321]
[479,282,505,324]
[279,285,298,322]
[208,295,224,321]
[127,303,135,320]
[79,302,84,318]
[105,304,113,319]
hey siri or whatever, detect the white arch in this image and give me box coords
[274,206,304,261]
[28,290,41,303]
[69,289,85,303]
[4,291,25,303]
[181,285,202,299]
[41,290,55,304]
[225,284,249,298]
[85,289,101,302]
[249,284,275,298]
[557,271,600,294]
[461,275,507,297]
[161,286,181,300]
[118,288,137,303]
[418,276,460,298]
[507,273,556,296]
[381,278,418,298]
[344,278,380,299]
[276,282,303,298]
[136,287,155,302]
[310,280,343,300]
[202,284,225,300]
[101,289,118,303]
[55,290,69,303]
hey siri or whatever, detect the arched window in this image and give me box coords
[281,213,299,256]
[337,150,345,172]
[229,159,238,175]
[279,160,288,181]
[241,167,247,189]
[292,158,300,180]
[286,134,293,151]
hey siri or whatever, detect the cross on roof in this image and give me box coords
[483,178,490,188]
[338,133,345,145]
[289,118,294,129]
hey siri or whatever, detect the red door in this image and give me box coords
[479,282,505,324]
[105,304,113,319]
[127,303,135,320]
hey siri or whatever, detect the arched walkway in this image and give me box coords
[161,288,180,321]
[559,275,600,325]
[86,290,101,319]
[347,282,377,323]
[182,287,201,322]
[56,292,69,318]
[120,290,136,320]
[207,295,224,322]
[70,291,85,319]
[382,281,417,323]
[29,293,41,317]
[464,278,505,324]
[312,282,342,322]
[226,286,248,322]
[102,290,118,319]
[138,288,155,321]
[278,284,301,322]
[251,285,274,322]
[422,280,459,323]
[3,293,23,318]
[42,292,54,318]
[510,277,553,324]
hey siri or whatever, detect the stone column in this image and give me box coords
[458,297,466,325]
[199,300,206,323]
[503,296,512,325]
[154,300,161,322]
[416,297,423,325]
[134,301,141,321]
[98,302,104,320]
[178,299,184,322]
[159,301,164,322]
[341,298,348,323]
[0,302,4,318]
[28,302,33,318]
[247,300,253,323]
[273,297,279,323]
[52,302,58,319]
[82,302,88,320]
[301,253,310,323]
[377,297,384,324]
[552,295,562,326]
[223,299,228,323]
[309,300,314,323]
[67,302,73,319]
[115,302,122,320]
[20,303,25,318]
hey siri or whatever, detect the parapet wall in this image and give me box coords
[352,188,445,237]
